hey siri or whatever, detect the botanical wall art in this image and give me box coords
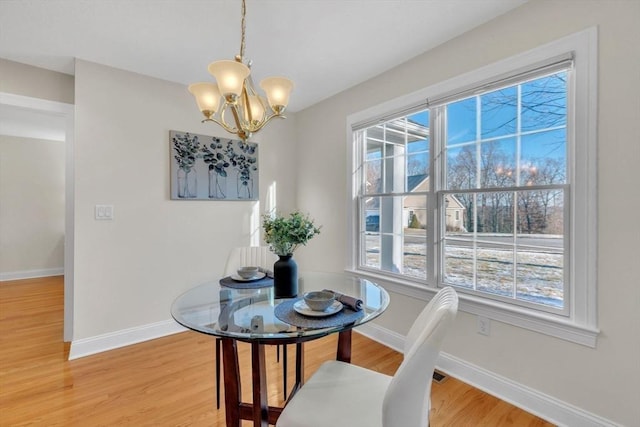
[170,130,259,200]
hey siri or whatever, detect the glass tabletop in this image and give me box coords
[171,271,389,343]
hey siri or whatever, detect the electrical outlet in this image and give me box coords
[477,316,491,336]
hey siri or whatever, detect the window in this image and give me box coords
[357,112,430,281]
[348,29,598,346]
[441,70,568,315]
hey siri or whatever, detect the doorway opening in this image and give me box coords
[0,92,74,342]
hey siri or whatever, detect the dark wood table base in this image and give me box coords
[221,329,353,427]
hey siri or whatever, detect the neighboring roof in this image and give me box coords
[407,174,428,192]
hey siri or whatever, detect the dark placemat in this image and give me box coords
[274,298,364,329]
[219,275,274,289]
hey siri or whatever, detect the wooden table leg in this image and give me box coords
[295,342,304,386]
[221,338,241,427]
[336,329,352,363]
[251,343,268,426]
[285,342,305,402]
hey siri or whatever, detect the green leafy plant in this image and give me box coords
[262,211,321,256]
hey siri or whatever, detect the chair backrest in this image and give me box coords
[382,287,458,427]
[224,246,278,276]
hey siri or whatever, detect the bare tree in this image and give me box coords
[447,72,567,235]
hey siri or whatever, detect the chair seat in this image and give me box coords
[276,360,392,427]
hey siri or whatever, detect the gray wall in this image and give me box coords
[0,58,74,104]
[72,59,298,339]
[294,0,640,425]
[0,135,65,276]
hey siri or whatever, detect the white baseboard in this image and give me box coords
[356,321,618,427]
[356,321,405,353]
[68,319,186,360]
[0,267,64,281]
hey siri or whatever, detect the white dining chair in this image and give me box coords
[276,286,459,427]
[216,246,283,408]
[223,246,278,276]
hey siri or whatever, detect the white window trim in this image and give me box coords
[346,27,598,347]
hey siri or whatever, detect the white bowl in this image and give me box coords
[303,291,335,311]
[237,266,259,279]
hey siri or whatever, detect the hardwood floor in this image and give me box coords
[0,276,553,426]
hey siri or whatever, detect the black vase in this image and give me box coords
[273,255,298,298]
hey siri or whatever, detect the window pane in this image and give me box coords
[365,160,382,194]
[448,192,473,233]
[363,197,380,269]
[516,189,564,235]
[521,72,567,132]
[366,125,386,144]
[520,129,566,185]
[481,86,517,138]
[443,241,473,289]
[407,152,429,179]
[446,145,476,190]
[480,138,516,188]
[366,137,383,160]
[379,196,402,234]
[476,243,514,297]
[384,142,400,157]
[383,156,405,193]
[362,231,380,269]
[404,204,427,279]
[516,244,564,308]
[475,191,515,297]
[364,197,380,227]
[447,97,476,145]
[362,194,429,279]
[408,138,428,153]
[409,110,429,128]
[376,195,403,273]
[516,188,564,308]
[476,191,514,234]
[444,192,475,287]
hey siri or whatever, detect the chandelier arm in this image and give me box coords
[229,104,247,135]
[241,86,253,123]
[201,117,235,133]
[215,103,241,134]
[249,112,287,133]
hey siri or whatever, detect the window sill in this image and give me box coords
[345,268,599,348]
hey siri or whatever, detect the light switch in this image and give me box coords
[95,204,114,220]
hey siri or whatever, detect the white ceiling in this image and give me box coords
[0,0,527,113]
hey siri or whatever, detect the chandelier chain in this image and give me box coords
[240,0,246,60]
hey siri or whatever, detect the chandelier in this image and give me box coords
[188,0,293,141]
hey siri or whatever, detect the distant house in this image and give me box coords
[403,174,465,231]
[366,174,466,231]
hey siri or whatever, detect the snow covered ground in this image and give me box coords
[364,234,564,308]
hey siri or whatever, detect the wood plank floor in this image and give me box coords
[0,276,553,426]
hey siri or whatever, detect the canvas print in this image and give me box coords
[170,130,259,200]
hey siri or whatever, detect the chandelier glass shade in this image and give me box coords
[188,0,293,141]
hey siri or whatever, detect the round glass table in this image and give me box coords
[171,271,389,427]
